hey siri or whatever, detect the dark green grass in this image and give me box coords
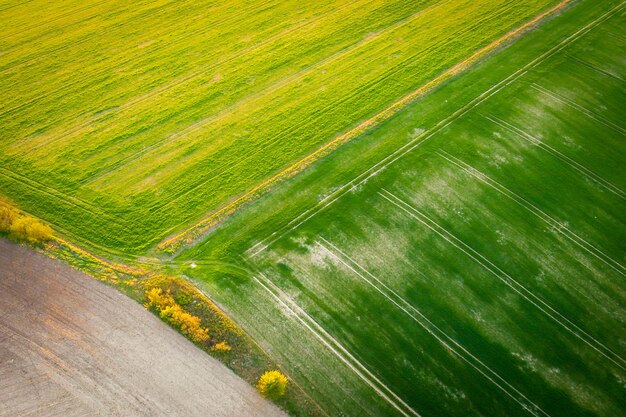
[176,1,626,415]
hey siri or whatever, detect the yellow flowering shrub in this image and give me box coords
[145,287,209,344]
[212,341,232,352]
[257,370,288,400]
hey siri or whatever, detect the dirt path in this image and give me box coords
[0,239,287,417]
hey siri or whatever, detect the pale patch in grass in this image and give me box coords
[408,127,426,140]
[317,186,342,203]
[517,351,614,416]
[307,242,339,270]
[561,135,583,151]
[137,39,156,48]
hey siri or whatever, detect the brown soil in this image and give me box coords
[0,238,287,417]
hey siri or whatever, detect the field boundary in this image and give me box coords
[246,0,623,259]
[157,0,573,253]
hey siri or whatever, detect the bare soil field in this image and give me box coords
[0,239,286,417]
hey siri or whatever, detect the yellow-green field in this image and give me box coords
[3,1,624,416]
[0,0,560,254]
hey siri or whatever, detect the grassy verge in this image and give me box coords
[54,241,324,416]
[0,199,323,416]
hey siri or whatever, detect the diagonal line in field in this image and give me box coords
[244,1,624,259]
[530,83,626,136]
[15,0,368,156]
[252,272,421,417]
[566,54,626,83]
[317,237,549,417]
[0,167,126,226]
[27,0,445,181]
[163,0,588,253]
[1,0,240,138]
[147,2,473,214]
[0,0,117,43]
[486,114,626,200]
[153,2,550,214]
[184,271,332,417]
[1,0,185,115]
[380,189,626,371]
[436,150,626,276]
[108,0,454,193]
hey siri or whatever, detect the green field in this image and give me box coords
[1,0,625,416]
[0,0,562,254]
[174,1,626,415]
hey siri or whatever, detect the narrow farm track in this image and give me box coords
[530,83,626,135]
[250,275,381,417]
[22,0,402,146]
[485,115,626,199]
[0,1,183,101]
[5,0,302,146]
[5,14,307,163]
[566,54,625,82]
[107,0,521,195]
[0,0,118,42]
[90,0,448,192]
[152,25,491,212]
[1,0,278,71]
[0,0,170,74]
[114,0,456,206]
[5,0,366,131]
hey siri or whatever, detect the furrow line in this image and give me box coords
[486,114,626,199]
[318,237,549,417]
[16,0,395,157]
[84,0,454,191]
[253,272,420,417]
[246,0,614,257]
[380,189,626,371]
[0,0,117,42]
[530,83,626,135]
[151,4,491,212]
[566,54,625,83]
[436,150,626,276]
